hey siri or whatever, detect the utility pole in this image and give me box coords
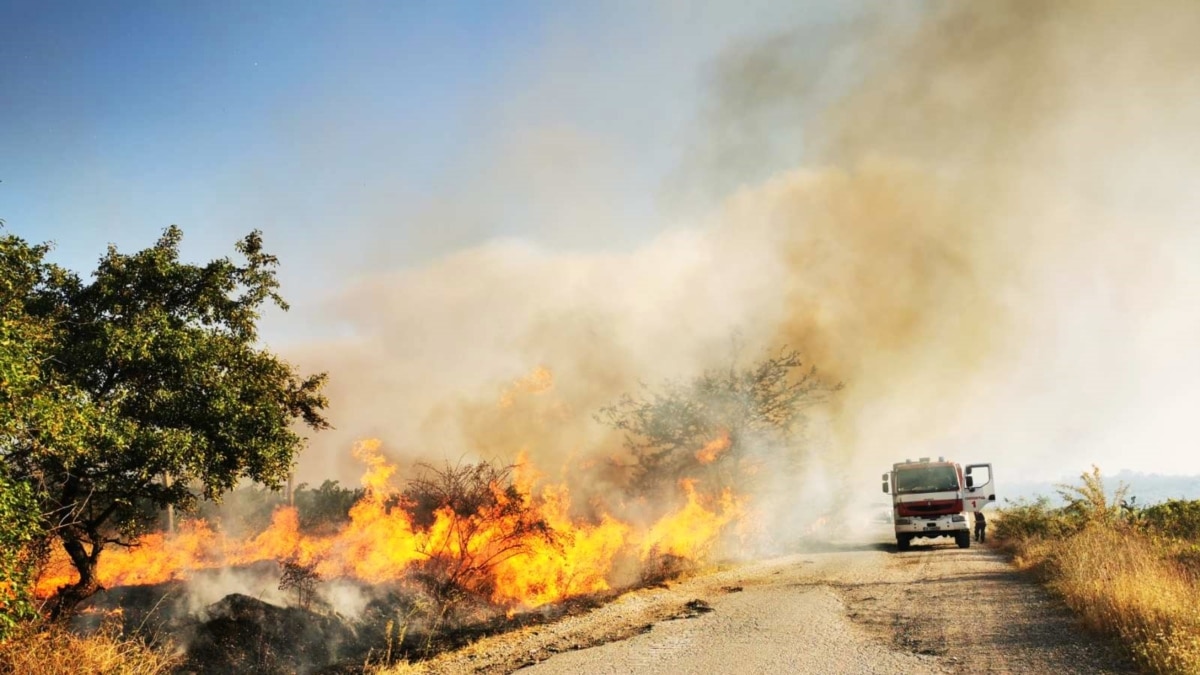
[164,472,175,534]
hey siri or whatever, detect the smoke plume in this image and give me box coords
[285,0,1200,546]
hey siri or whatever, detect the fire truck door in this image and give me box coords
[963,463,995,511]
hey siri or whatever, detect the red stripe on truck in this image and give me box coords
[897,499,964,517]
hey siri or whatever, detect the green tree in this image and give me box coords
[0,468,43,637]
[0,227,70,631]
[0,225,329,617]
[295,480,365,533]
[598,348,838,495]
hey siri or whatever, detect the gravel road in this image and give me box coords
[413,525,1135,674]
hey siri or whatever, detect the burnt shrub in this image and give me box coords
[182,594,356,675]
[278,559,320,610]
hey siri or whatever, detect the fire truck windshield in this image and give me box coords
[895,465,959,494]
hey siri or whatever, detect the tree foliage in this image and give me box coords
[0,468,43,636]
[0,229,71,630]
[597,348,838,495]
[0,225,329,617]
[295,480,365,533]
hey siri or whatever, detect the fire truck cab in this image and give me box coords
[881,457,994,551]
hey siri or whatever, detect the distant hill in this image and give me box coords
[1000,470,1200,507]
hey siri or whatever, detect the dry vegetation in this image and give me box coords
[995,467,1200,674]
[0,619,179,675]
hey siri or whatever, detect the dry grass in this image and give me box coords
[367,662,430,675]
[1003,521,1200,673]
[0,619,179,675]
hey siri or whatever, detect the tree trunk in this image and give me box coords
[47,531,103,620]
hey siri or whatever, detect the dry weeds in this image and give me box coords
[1003,521,1200,673]
[0,619,179,675]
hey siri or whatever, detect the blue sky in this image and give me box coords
[1,1,863,343]
[4,2,539,262]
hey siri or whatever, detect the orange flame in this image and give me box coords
[639,479,746,560]
[695,431,732,464]
[35,438,748,609]
[498,366,554,409]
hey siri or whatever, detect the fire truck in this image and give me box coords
[881,457,994,551]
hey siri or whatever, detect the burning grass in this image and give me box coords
[995,469,1200,673]
[34,440,745,613]
[21,436,751,672]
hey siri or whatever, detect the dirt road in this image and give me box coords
[414,525,1135,674]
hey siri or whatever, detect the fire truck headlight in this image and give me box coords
[895,518,913,525]
[951,515,967,522]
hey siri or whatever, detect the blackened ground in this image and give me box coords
[179,594,359,674]
[67,568,631,674]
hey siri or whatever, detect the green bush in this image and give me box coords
[296,480,364,533]
[1139,499,1200,541]
[994,496,1081,541]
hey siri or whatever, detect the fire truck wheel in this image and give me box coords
[956,532,971,549]
[896,535,912,551]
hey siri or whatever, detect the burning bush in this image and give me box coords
[403,461,556,605]
[31,430,758,625]
[598,348,838,499]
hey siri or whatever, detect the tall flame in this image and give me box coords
[695,431,732,464]
[639,479,746,560]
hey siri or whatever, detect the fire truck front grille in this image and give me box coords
[897,499,962,517]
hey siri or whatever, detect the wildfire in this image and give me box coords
[498,365,555,409]
[35,438,749,609]
[695,431,732,464]
[639,479,746,560]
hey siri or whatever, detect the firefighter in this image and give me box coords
[973,510,987,543]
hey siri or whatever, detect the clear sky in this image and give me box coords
[0,0,859,340]
[4,1,552,279]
